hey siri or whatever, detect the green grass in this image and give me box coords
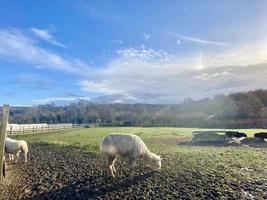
[12,127,266,152]
[11,127,267,197]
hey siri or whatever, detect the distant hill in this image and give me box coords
[2,89,267,128]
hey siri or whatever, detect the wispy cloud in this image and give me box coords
[79,4,123,23]
[80,80,125,95]
[30,28,66,48]
[0,28,92,76]
[33,96,91,105]
[167,32,229,46]
[80,45,267,103]
[33,94,138,105]
[0,73,54,91]
[93,94,138,104]
[116,45,173,61]
[193,69,236,81]
[143,33,151,40]
[1,27,266,104]
[15,74,53,89]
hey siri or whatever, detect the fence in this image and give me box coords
[7,123,72,135]
[6,123,97,135]
[0,105,9,181]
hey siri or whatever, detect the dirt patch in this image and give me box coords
[0,143,266,199]
[0,162,25,200]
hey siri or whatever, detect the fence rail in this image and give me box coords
[6,123,96,135]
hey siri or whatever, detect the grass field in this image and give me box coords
[13,127,267,151]
[6,127,267,199]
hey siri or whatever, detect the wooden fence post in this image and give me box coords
[0,105,9,181]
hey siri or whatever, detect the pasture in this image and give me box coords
[1,127,267,199]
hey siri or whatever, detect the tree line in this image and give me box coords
[3,89,267,128]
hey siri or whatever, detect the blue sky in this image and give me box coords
[0,0,266,106]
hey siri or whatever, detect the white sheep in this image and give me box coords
[100,133,162,178]
[5,137,28,163]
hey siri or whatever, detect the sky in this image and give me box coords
[0,0,266,106]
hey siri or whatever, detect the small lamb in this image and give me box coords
[100,133,162,178]
[5,137,28,163]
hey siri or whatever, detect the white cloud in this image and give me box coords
[167,32,229,46]
[80,80,125,95]
[33,96,91,105]
[93,94,138,104]
[193,69,236,80]
[0,28,92,76]
[116,45,173,61]
[1,27,267,104]
[30,28,66,48]
[143,33,151,40]
[11,104,31,107]
[80,44,267,103]
[34,94,139,105]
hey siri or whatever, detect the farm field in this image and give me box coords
[1,127,267,199]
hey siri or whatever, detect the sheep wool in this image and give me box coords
[100,133,161,178]
[5,137,28,163]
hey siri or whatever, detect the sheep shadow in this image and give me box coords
[28,171,155,200]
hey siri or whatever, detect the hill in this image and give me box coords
[3,89,267,128]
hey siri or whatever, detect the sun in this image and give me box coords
[197,63,204,70]
[197,52,204,70]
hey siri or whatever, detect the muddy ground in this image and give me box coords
[0,143,266,200]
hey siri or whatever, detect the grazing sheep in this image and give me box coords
[254,132,267,141]
[5,137,28,163]
[225,131,247,140]
[100,133,162,178]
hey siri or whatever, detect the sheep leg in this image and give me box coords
[10,154,14,161]
[105,155,116,178]
[128,158,136,179]
[5,153,10,161]
[111,157,117,175]
[24,153,28,163]
[8,153,12,162]
[14,153,20,163]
